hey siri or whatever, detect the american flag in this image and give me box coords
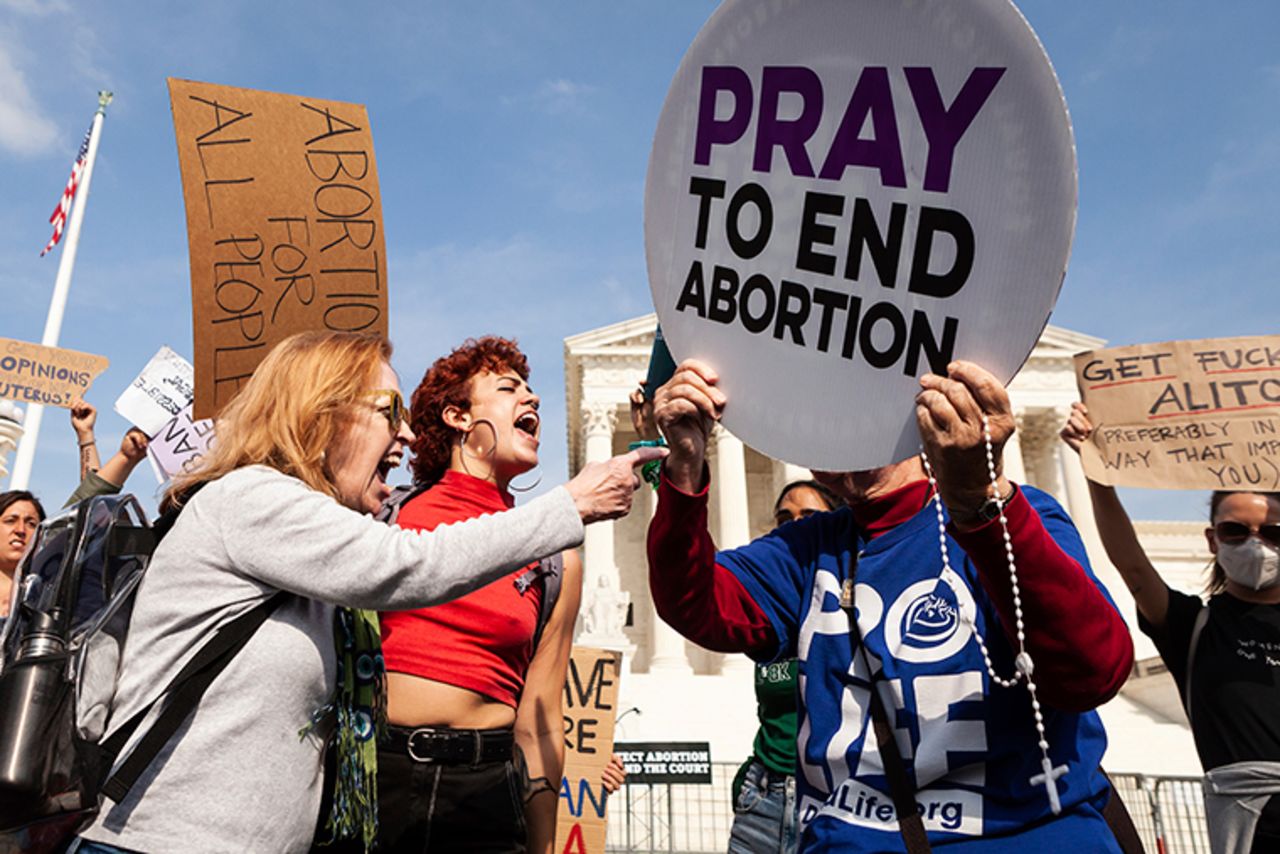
[39,123,94,257]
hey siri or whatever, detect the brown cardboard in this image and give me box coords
[0,337,109,409]
[1073,335,1280,490]
[168,78,388,418]
[554,647,623,854]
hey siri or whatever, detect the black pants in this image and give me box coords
[370,743,528,853]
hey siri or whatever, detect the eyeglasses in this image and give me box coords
[1214,521,1280,548]
[365,389,407,431]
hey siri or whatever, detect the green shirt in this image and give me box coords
[751,658,799,775]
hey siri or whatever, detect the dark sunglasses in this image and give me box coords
[1215,521,1280,548]
[366,389,407,431]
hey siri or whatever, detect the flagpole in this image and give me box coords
[8,91,113,491]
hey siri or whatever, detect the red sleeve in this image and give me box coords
[950,488,1134,712]
[646,470,777,658]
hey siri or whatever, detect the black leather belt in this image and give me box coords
[385,725,514,765]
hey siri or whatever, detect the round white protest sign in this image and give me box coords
[645,0,1076,470]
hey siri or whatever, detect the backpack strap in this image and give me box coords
[376,484,429,525]
[1183,604,1210,724]
[514,553,563,652]
[98,593,287,803]
[842,577,933,853]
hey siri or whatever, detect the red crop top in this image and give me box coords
[379,470,543,708]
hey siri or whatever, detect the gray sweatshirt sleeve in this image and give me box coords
[209,467,584,610]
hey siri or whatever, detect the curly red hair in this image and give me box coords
[409,336,530,486]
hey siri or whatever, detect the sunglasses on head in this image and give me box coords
[365,389,406,431]
[1215,521,1280,548]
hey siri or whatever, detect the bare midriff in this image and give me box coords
[386,671,517,729]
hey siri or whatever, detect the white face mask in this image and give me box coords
[1217,539,1280,591]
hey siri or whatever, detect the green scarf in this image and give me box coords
[304,607,386,851]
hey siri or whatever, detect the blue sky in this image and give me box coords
[2,1,1277,520]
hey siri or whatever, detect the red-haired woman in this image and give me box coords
[374,336,582,853]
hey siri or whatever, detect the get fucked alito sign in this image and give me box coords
[169,79,389,419]
[1075,335,1280,491]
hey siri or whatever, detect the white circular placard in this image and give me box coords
[645,0,1076,470]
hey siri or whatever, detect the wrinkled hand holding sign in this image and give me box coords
[169,79,388,419]
[1075,335,1280,491]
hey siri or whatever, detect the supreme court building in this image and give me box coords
[564,314,1208,776]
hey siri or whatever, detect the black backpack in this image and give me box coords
[0,493,282,852]
[377,485,563,650]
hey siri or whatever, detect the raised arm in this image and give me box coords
[215,450,658,611]
[1060,401,1169,627]
[69,398,101,479]
[96,429,151,490]
[647,361,776,658]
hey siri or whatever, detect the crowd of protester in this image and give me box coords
[0,331,1276,854]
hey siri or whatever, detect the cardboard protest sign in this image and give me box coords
[1075,335,1280,491]
[148,403,216,482]
[169,78,388,419]
[614,741,712,785]
[0,338,108,409]
[114,346,195,436]
[645,0,1076,470]
[555,647,622,854]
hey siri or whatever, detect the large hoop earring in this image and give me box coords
[509,467,543,493]
[458,419,497,479]
[461,419,498,460]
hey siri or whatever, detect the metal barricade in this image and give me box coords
[606,767,1213,853]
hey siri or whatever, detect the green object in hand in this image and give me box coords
[629,439,666,489]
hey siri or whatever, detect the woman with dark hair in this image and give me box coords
[0,490,46,624]
[729,481,841,854]
[1063,402,1280,854]
[372,335,583,853]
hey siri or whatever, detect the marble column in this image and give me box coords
[1020,412,1065,506]
[1003,413,1027,485]
[646,482,694,673]
[713,425,751,550]
[712,425,755,674]
[577,401,632,652]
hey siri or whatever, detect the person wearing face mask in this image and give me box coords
[365,337,581,854]
[74,331,660,854]
[1063,403,1280,854]
[0,491,46,628]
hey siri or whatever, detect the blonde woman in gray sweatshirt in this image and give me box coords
[78,331,660,854]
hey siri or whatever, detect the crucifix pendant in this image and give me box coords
[1030,756,1069,814]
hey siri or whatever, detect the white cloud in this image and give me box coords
[0,45,59,156]
[0,0,70,14]
[530,77,599,115]
[1081,24,1165,85]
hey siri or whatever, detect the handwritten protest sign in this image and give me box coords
[1075,335,1280,491]
[169,78,388,419]
[0,338,108,409]
[114,346,195,436]
[555,647,622,854]
[148,403,216,482]
[645,0,1076,470]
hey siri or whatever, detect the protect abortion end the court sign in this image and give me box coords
[645,0,1076,470]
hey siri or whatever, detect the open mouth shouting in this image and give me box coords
[373,447,404,500]
[514,410,540,446]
